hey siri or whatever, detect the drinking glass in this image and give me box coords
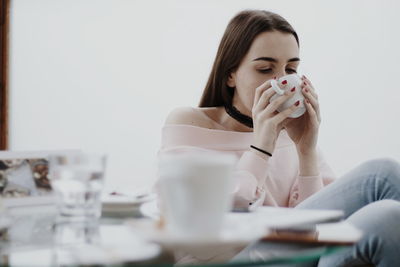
[49,153,106,221]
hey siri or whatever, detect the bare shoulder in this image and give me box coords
[164,106,222,129]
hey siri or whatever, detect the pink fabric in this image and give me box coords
[159,124,336,208]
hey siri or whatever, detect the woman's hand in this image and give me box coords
[283,75,321,156]
[251,79,301,159]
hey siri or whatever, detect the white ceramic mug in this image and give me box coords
[269,74,306,118]
[158,151,235,240]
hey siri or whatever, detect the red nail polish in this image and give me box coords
[291,87,296,92]
[295,100,300,106]
[303,81,307,86]
[282,80,287,85]
[273,76,277,80]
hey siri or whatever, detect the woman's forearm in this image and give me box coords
[298,149,319,176]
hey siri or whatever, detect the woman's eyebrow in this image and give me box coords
[288,57,300,62]
[253,57,300,63]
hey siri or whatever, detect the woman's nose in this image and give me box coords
[275,70,286,78]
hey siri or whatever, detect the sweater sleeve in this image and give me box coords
[234,150,279,209]
[288,148,337,207]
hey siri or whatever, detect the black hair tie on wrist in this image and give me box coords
[250,145,272,157]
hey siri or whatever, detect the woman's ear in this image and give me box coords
[227,72,236,88]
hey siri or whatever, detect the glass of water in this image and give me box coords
[49,153,107,221]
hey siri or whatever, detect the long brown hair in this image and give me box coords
[199,10,299,107]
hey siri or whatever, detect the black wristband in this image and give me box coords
[250,145,272,157]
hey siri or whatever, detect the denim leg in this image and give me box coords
[231,159,400,267]
[296,158,400,218]
[318,200,400,267]
[297,158,400,266]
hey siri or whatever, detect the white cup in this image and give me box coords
[269,74,306,118]
[158,151,235,240]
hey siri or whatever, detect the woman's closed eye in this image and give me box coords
[258,68,297,74]
[286,68,297,74]
[258,68,272,74]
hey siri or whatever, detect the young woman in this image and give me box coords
[158,10,400,266]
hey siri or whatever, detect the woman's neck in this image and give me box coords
[216,106,253,132]
[222,96,254,132]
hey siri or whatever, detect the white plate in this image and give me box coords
[101,192,156,216]
[139,199,159,219]
[102,192,156,207]
[233,206,344,229]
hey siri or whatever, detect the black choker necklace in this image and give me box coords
[224,104,253,128]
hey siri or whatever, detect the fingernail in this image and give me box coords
[291,87,296,92]
[306,99,310,104]
[303,81,307,86]
[282,80,287,85]
[305,88,309,92]
[295,100,300,106]
[273,76,277,80]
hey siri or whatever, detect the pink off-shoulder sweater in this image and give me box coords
[159,124,336,208]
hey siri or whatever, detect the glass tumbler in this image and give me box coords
[49,153,106,221]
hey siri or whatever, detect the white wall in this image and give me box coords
[9,0,400,191]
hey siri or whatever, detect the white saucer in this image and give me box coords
[126,216,267,261]
[127,216,267,247]
[101,192,156,217]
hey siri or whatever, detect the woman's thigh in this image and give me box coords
[296,158,400,218]
[232,159,400,266]
[318,199,400,267]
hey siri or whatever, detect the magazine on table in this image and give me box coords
[0,150,79,207]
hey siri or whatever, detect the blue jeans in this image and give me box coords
[233,158,400,267]
[298,158,400,266]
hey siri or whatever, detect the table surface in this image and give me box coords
[0,204,349,266]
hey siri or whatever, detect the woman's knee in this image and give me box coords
[351,158,400,188]
[348,199,400,230]
[340,158,400,190]
[360,158,400,177]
